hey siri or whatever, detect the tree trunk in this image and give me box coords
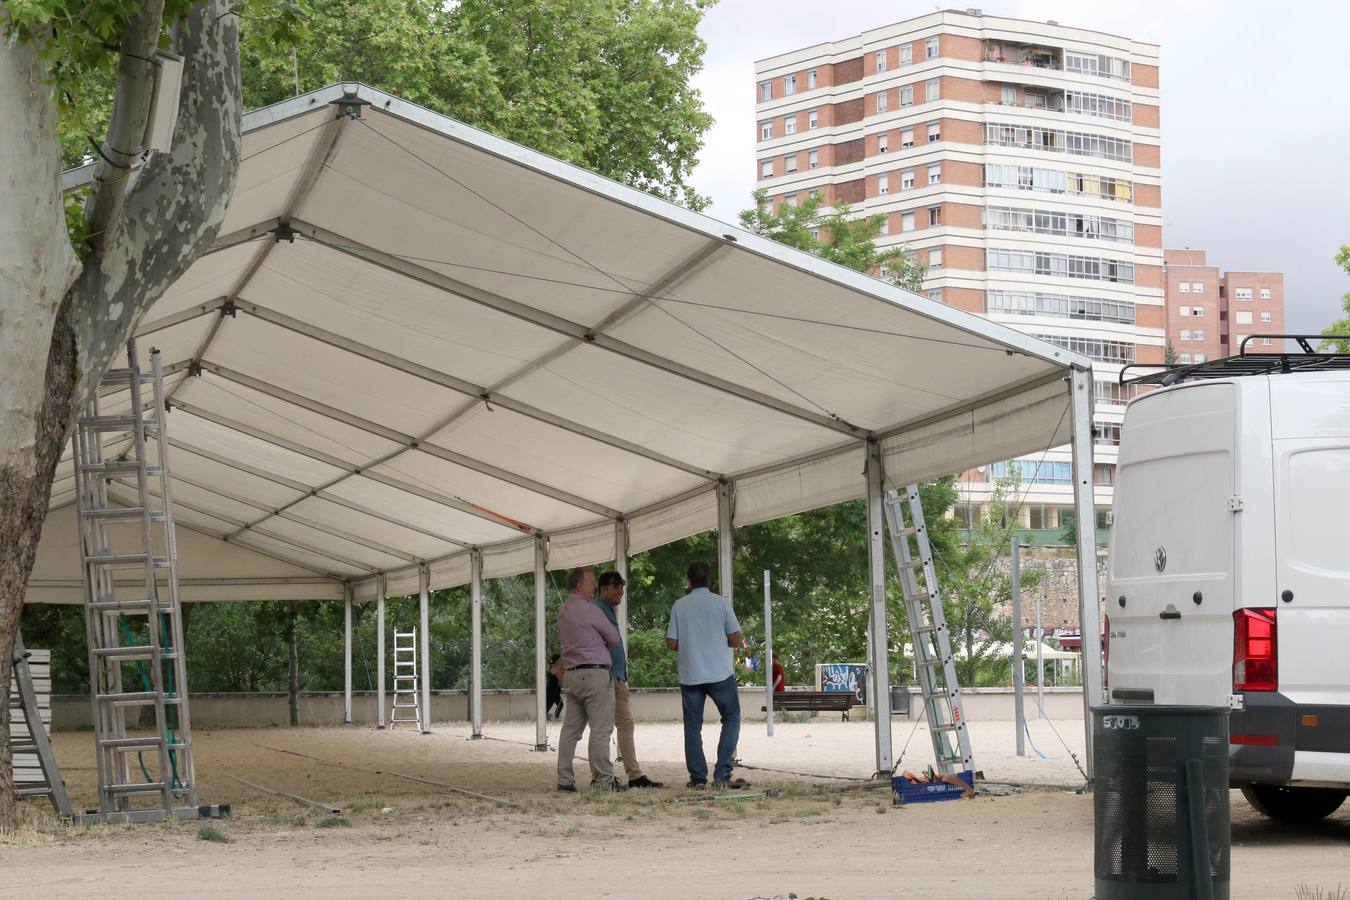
[0,1,241,829]
[287,608,300,727]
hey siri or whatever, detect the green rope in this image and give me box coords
[116,613,183,790]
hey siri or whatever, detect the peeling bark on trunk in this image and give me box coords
[0,1,242,828]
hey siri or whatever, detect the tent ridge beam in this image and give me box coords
[197,360,620,518]
[235,298,721,480]
[291,220,865,438]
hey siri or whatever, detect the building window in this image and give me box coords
[760,81,772,102]
[808,148,819,169]
[760,160,772,178]
[1235,287,1253,301]
[899,85,912,107]
[1030,334,1136,365]
[901,129,914,148]
[927,121,941,142]
[878,173,889,195]
[808,68,818,90]
[878,133,889,153]
[785,74,797,95]
[1192,306,1204,317]
[1178,281,1190,293]
[808,189,820,199]
[1192,281,1204,293]
[784,115,797,135]
[1179,329,1191,341]
[1262,337,1273,346]
[928,287,943,303]
[1064,52,1131,82]
[809,226,820,240]
[985,121,1132,162]
[878,90,890,112]
[929,247,943,269]
[1260,311,1272,323]
[1195,353,1206,363]
[1260,288,1272,300]
[808,109,819,129]
[983,205,1134,244]
[1194,328,1205,341]
[1178,305,1190,317]
[1235,333,1248,349]
[878,215,889,235]
[1179,352,1192,364]
[876,49,887,72]
[1235,311,1252,325]
[928,163,942,185]
[900,44,913,66]
[760,121,773,140]
[925,78,940,102]
[783,193,797,207]
[928,206,941,227]
[1002,84,1017,106]
[925,37,938,59]
[784,154,797,174]
[901,169,915,189]
[902,211,915,232]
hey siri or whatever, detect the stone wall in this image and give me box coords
[991,547,1108,632]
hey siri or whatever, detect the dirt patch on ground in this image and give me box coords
[4,722,1349,899]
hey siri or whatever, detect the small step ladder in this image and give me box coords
[883,483,974,777]
[72,340,202,824]
[390,628,420,730]
[9,631,72,817]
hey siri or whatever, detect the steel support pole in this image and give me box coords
[376,575,386,729]
[864,439,893,776]
[534,535,548,751]
[1036,595,1045,719]
[1012,537,1025,757]
[614,520,629,649]
[343,583,353,724]
[764,569,774,738]
[470,548,484,739]
[716,481,735,675]
[419,565,432,734]
[1068,365,1103,779]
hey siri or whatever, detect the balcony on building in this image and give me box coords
[984,39,1063,70]
[991,84,1066,113]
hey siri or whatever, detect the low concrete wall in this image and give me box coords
[52,686,1084,730]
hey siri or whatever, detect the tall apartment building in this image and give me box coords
[753,9,1163,539]
[1163,249,1285,362]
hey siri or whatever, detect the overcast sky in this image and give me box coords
[688,0,1350,334]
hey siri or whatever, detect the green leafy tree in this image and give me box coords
[1319,245,1350,352]
[1164,340,1178,366]
[739,188,926,291]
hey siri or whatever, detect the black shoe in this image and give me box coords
[686,779,707,790]
[628,776,665,789]
[557,783,577,793]
[712,777,750,790]
[592,779,628,792]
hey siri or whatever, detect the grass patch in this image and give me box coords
[315,815,350,829]
[196,825,233,844]
[1296,887,1349,900]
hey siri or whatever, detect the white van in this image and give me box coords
[1105,363,1350,823]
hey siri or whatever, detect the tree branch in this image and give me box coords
[69,0,243,408]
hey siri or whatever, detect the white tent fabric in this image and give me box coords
[34,83,1090,605]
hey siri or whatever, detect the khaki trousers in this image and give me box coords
[556,668,616,787]
[614,679,644,781]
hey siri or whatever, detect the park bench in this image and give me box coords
[762,691,856,720]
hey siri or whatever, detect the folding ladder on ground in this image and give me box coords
[883,483,974,777]
[71,339,202,824]
[9,630,72,817]
[390,628,420,730]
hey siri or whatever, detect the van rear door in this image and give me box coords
[1270,376,1350,710]
[1107,382,1237,705]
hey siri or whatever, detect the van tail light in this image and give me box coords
[1233,608,1277,692]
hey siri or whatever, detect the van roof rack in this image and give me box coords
[1120,335,1350,387]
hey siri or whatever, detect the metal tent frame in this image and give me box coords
[32,83,1105,777]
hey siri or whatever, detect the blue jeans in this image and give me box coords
[680,675,741,783]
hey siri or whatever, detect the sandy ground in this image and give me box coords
[4,718,1350,899]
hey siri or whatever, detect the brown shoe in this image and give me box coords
[628,776,665,789]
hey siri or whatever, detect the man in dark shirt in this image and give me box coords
[596,571,663,789]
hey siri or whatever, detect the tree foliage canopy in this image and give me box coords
[1319,244,1350,353]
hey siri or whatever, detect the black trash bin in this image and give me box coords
[1093,705,1230,900]
[890,685,911,717]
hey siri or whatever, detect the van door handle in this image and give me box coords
[1159,605,1181,621]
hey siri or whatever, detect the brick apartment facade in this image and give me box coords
[754,9,1163,535]
[1163,249,1285,362]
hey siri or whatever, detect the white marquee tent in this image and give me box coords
[31,84,1102,774]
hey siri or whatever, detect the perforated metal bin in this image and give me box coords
[1092,705,1230,900]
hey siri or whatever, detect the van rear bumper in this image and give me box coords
[1229,693,1350,786]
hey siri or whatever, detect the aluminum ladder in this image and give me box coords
[390,628,420,730]
[883,483,974,776]
[72,340,199,823]
[9,630,72,817]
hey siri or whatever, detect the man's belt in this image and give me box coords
[567,663,610,671]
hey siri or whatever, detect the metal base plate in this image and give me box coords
[73,803,230,827]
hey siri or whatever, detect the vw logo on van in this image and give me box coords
[1154,547,1168,572]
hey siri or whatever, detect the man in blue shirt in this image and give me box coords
[666,560,749,790]
[596,571,663,789]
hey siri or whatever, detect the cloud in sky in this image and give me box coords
[689,0,1350,334]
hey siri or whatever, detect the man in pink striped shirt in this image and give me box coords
[555,566,625,792]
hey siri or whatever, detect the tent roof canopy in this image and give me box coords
[36,83,1088,604]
